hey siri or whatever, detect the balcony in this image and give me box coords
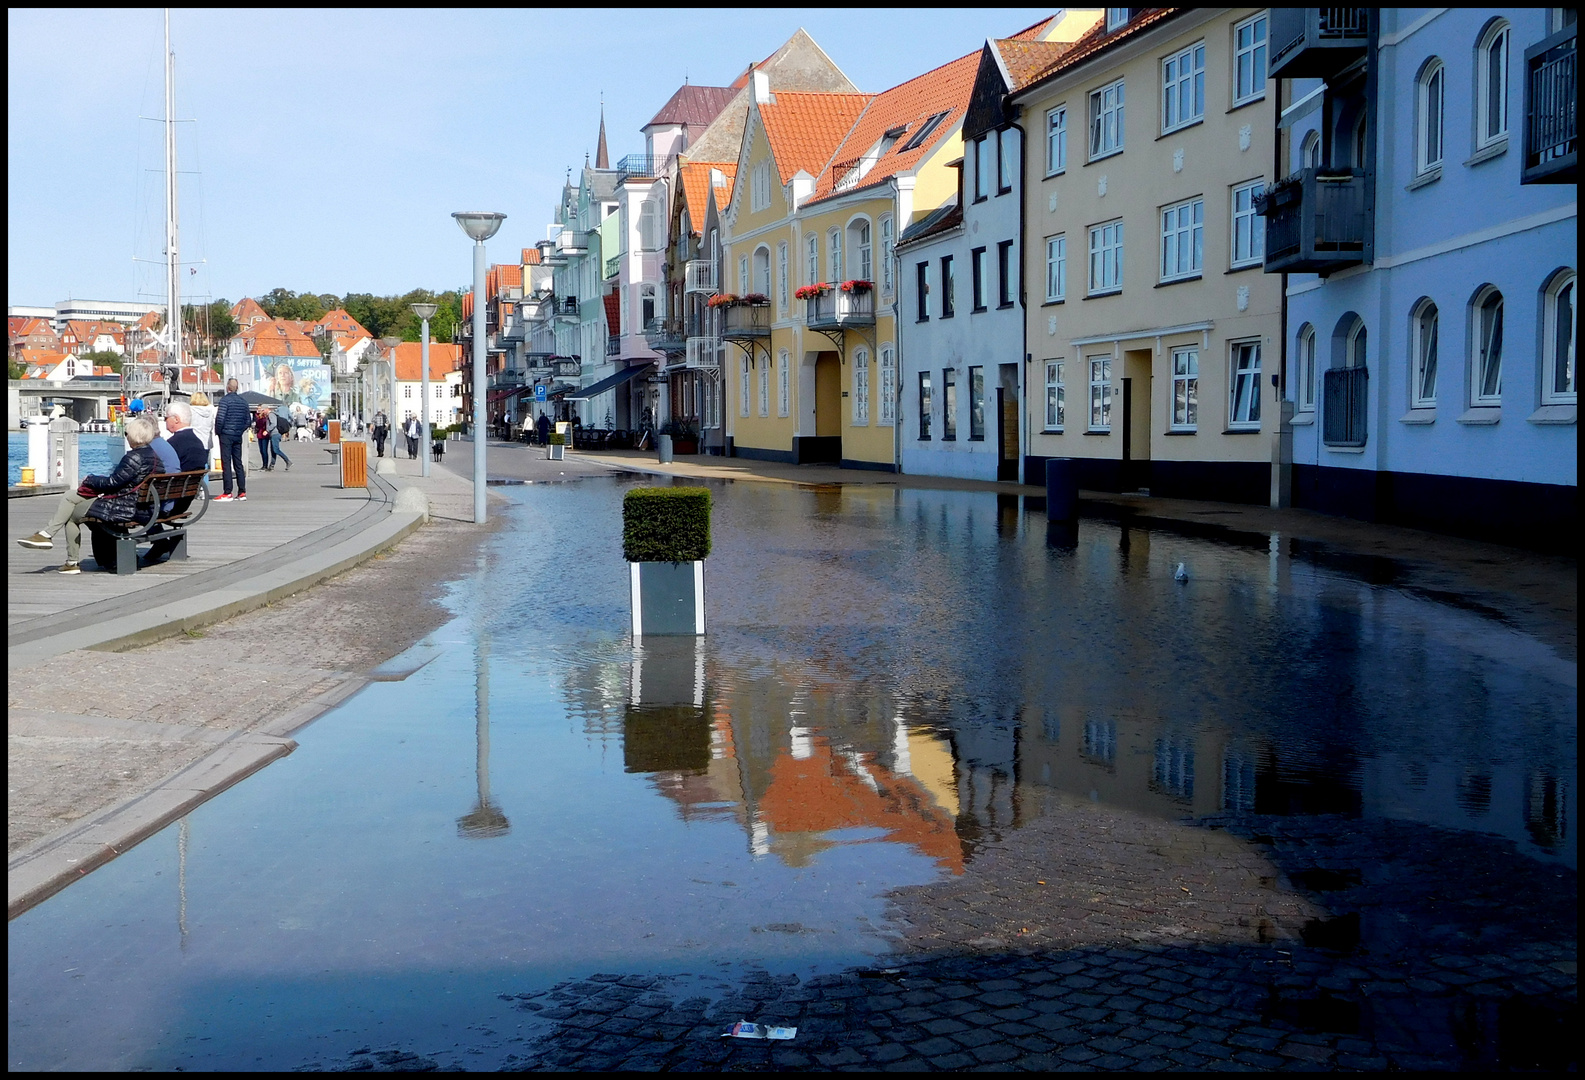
[1257,169,1370,275]
[720,302,770,339]
[534,238,568,267]
[607,334,620,357]
[685,259,715,293]
[555,230,591,256]
[1267,8,1369,81]
[685,336,720,369]
[615,153,675,182]
[804,289,876,331]
[644,317,686,355]
[1523,23,1577,185]
[519,295,552,323]
[1323,366,1368,447]
[605,254,622,279]
[552,296,580,322]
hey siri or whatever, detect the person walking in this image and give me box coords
[270,408,293,471]
[536,412,551,447]
[15,416,161,573]
[253,408,275,470]
[213,378,251,501]
[404,413,420,459]
[372,412,389,458]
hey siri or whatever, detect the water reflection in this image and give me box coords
[457,631,509,838]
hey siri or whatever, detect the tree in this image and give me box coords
[8,358,25,380]
[80,349,124,373]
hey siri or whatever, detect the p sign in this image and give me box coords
[535,385,547,402]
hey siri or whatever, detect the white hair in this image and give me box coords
[125,416,157,447]
[165,400,192,425]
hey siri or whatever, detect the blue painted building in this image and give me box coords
[1262,8,1576,549]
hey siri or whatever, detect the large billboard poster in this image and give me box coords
[255,358,332,411]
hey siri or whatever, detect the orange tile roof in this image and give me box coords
[994,37,1080,90]
[1011,8,1181,93]
[808,49,981,204]
[678,161,736,232]
[316,308,369,337]
[756,91,872,185]
[603,293,620,334]
[522,247,542,265]
[390,341,462,381]
[488,263,524,297]
[229,297,269,326]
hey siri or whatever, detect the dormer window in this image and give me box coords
[1106,8,1132,32]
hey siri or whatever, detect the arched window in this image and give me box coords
[1301,130,1321,169]
[853,347,870,424]
[1470,285,1504,406]
[806,234,818,286]
[777,348,790,416]
[1324,315,1368,447]
[1416,59,1444,174]
[1410,299,1439,407]
[1542,270,1575,405]
[1346,319,1367,369]
[879,344,896,425]
[758,353,770,416]
[880,216,894,294]
[752,246,771,298]
[1476,20,1510,149]
[1295,323,1317,411]
[740,354,750,417]
[848,218,873,283]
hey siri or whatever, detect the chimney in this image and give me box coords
[751,69,774,105]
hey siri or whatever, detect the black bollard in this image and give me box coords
[1045,458,1078,521]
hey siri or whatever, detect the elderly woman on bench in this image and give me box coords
[16,415,161,574]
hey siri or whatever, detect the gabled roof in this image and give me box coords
[678,161,736,233]
[522,247,542,265]
[1009,8,1181,97]
[647,84,736,129]
[229,297,269,326]
[757,91,872,185]
[390,342,461,381]
[316,308,369,338]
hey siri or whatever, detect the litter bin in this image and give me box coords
[1045,458,1077,521]
[657,433,674,464]
[340,439,367,488]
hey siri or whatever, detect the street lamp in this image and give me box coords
[380,335,401,471]
[453,210,505,525]
[411,302,438,478]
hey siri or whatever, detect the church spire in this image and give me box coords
[595,95,609,170]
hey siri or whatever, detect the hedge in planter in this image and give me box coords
[622,486,711,563]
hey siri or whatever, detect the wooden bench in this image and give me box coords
[84,470,211,575]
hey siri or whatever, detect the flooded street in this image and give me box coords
[8,474,1576,1071]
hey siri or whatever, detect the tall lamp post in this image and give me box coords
[411,303,437,478]
[452,210,505,525]
[380,335,401,470]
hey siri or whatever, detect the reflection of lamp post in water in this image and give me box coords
[457,631,509,838]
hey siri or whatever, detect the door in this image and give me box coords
[814,354,840,437]
[996,364,1019,481]
[1121,350,1152,491]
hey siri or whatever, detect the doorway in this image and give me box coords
[1121,349,1152,492]
[795,351,842,464]
[996,363,1019,482]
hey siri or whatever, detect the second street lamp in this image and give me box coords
[411,302,438,478]
[453,211,505,524]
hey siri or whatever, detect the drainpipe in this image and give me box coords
[1272,73,1292,509]
[890,176,904,474]
[1006,107,1029,486]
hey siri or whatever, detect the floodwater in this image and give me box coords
[8,475,1576,1070]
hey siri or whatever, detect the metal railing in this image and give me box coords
[643,317,686,354]
[685,336,720,369]
[1317,8,1367,37]
[1269,7,1368,80]
[607,335,620,357]
[1261,168,1369,272]
[804,289,876,329]
[605,254,622,279]
[1323,366,1368,447]
[1523,24,1577,184]
[685,259,715,293]
[615,154,676,181]
[720,302,770,338]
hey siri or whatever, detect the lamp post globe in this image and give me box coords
[454,210,505,524]
[410,304,438,477]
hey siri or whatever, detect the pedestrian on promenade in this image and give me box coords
[253,408,275,470]
[187,391,217,460]
[536,412,551,447]
[271,408,294,472]
[144,401,210,566]
[213,378,251,502]
[404,413,421,459]
[15,415,160,574]
[373,413,389,458]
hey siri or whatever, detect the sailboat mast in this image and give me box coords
[163,8,181,385]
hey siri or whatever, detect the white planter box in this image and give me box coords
[629,560,704,636]
[548,443,565,460]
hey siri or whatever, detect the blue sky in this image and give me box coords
[8,8,1052,310]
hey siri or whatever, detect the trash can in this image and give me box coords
[1045,458,1077,521]
[657,433,674,464]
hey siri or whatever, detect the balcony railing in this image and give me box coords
[643,317,686,354]
[685,336,721,369]
[1323,366,1368,447]
[804,289,876,330]
[615,153,676,182]
[555,230,590,255]
[685,259,715,293]
[1258,168,1370,274]
[607,335,620,357]
[552,296,580,321]
[720,302,770,338]
[1523,24,1577,185]
[1268,8,1369,81]
[605,254,622,279]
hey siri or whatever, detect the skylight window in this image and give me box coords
[900,111,950,152]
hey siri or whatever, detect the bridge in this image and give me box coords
[8,377,121,430]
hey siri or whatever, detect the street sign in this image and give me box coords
[535,385,547,402]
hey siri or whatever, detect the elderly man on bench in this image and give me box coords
[16,415,161,574]
[143,400,211,566]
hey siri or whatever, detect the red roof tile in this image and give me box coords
[757,91,872,185]
[390,341,462,381]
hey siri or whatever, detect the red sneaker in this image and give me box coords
[213,493,234,501]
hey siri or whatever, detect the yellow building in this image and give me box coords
[719,15,1076,469]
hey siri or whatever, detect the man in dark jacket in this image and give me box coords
[144,401,211,566]
[213,378,252,501]
[16,415,160,573]
[536,412,551,446]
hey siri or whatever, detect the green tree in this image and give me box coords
[80,349,124,374]
[9,358,26,380]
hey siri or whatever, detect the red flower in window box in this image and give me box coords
[706,293,739,308]
[794,283,830,301]
[740,293,769,306]
[839,279,874,294]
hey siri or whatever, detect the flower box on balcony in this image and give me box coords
[794,283,830,301]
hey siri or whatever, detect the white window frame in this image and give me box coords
[942,368,958,439]
[1088,356,1113,431]
[1471,286,1504,406]
[754,245,771,298]
[853,347,870,425]
[1229,340,1262,428]
[974,136,991,200]
[1162,42,1206,133]
[778,348,791,416]
[879,344,896,425]
[1476,21,1510,150]
[1233,12,1268,106]
[1159,197,1204,282]
[1044,360,1066,430]
[1230,181,1265,268]
[1543,271,1576,405]
[856,219,873,282]
[777,242,789,310]
[1106,8,1129,32]
[880,216,894,295]
[1171,346,1199,430]
[751,161,771,212]
[1411,299,1439,408]
[1296,324,1317,412]
[828,228,842,283]
[758,356,770,416]
[1089,78,1125,160]
[1301,130,1321,169]
[806,234,819,286]
[1088,219,1124,295]
[998,128,1015,193]
[1416,59,1445,174]
[1045,234,1067,302]
[1046,105,1068,175]
[740,354,751,416]
[738,255,748,295]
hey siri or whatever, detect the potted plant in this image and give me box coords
[794,283,829,301]
[623,486,710,636]
[839,279,873,294]
[547,430,566,460]
[662,419,701,455]
[706,293,739,309]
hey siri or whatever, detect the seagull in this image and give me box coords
[1174,562,1189,582]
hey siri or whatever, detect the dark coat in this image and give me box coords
[215,391,252,438]
[167,428,211,471]
[84,444,160,525]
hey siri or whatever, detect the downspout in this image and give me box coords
[1006,101,1030,486]
[1273,72,1291,509]
[890,176,904,474]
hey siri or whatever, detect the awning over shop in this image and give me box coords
[565,362,654,401]
[486,387,527,404]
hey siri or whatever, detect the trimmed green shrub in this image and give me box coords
[623,486,711,563]
[548,432,566,445]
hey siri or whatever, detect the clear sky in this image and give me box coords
[8,7,1054,310]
